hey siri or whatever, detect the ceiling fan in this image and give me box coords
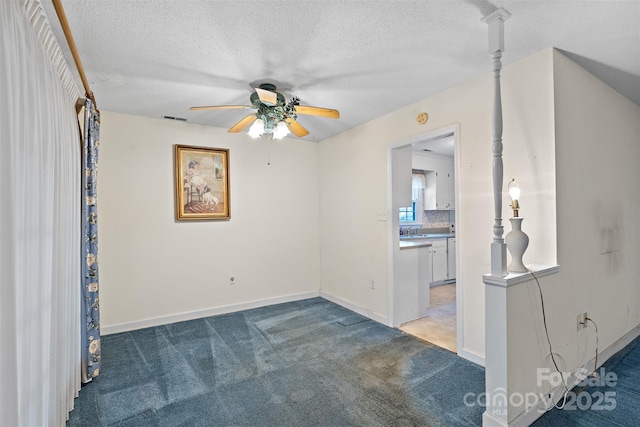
[190,83,340,139]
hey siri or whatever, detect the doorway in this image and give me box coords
[400,283,457,352]
[388,124,462,354]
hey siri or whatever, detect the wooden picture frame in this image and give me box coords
[174,144,230,221]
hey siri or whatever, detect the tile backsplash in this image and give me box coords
[422,210,452,228]
[400,210,454,234]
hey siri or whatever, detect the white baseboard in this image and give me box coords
[102,290,321,335]
[505,322,640,427]
[319,290,391,326]
[592,323,640,370]
[459,347,486,367]
[482,411,508,427]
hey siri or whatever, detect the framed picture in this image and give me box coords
[174,144,230,221]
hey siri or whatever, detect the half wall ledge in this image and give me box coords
[483,264,559,288]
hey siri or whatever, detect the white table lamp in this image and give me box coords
[506,179,529,273]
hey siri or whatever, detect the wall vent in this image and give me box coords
[162,115,187,122]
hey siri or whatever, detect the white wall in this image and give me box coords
[499,50,640,423]
[98,112,321,332]
[319,49,557,360]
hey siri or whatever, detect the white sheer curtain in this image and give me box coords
[0,0,82,425]
[412,174,425,202]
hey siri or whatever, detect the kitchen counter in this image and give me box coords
[400,233,455,241]
[399,240,432,250]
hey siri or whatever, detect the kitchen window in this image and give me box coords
[399,203,416,222]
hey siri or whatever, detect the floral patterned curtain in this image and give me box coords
[81,98,101,382]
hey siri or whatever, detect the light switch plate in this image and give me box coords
[376,210,389,221]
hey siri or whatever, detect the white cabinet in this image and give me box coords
[394,245,420,325]
[423,170,453,210]
[435,170,448,210]
[417,246,431,317]
[425,238,455,284]
[437,168,454,210]
[446,162,455,210]
[423,171,437,210]
[395,244,432,325]
[447,237,456,281]
[413,154,454,210]
[430,239,448,283]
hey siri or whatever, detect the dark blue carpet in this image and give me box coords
[534,336,640,426]
[67,297,640,426]
[68,298,485,426]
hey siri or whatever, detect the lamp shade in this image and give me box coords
[273,121,290,139]
[247,118,264,138]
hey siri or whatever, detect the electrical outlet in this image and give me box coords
[577,312,587,330]
[229,275,235,286]
[370,280,375,289]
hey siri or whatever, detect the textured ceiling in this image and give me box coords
[42,0,640,142]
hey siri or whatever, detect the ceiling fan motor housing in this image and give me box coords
[258,83,277,92]
[250,87,286,108]
[259,106,286,132]
[190,82,335,138]
[249,84,300,132]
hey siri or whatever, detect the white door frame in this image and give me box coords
[387,124,464,356]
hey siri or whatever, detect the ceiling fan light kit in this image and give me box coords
[191,83,340,140]
[247,118,290,139]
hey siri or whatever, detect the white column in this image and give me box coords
[482,8,511,278]
[481,8,511,427]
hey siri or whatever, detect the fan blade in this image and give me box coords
[228,114,257,133]
[255,88,278,106]
[190,105,252,111]
[294,105,340,119]
[285,118,310,137]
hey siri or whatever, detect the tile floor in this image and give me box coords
[400,283,457,352]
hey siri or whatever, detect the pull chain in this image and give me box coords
[267,137,271,165]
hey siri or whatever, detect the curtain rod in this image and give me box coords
[51,0,97,109]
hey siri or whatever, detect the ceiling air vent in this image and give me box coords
[162,115,187,122]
